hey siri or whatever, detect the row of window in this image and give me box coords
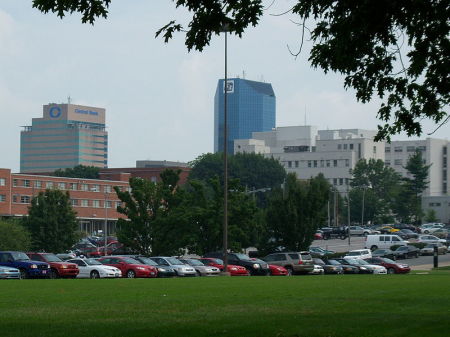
[285,159,350,169]
[4,194,122,208]
[385,146,427,153]
[385,159,427,166]
[9,179,128,193]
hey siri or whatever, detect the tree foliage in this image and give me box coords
[53,165,100,179]
[263,173,330,252]
[22,189,79,252]
[0,219,31,251]
[32,0,450,140]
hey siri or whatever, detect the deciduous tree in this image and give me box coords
[0,220,31,251]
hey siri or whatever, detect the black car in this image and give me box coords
[397,229,419,240]
[372,249,396,260]
[321,227,348,240]
[121,255,177,277]
[325,259,359,274]
[334,258,373,274]
[204,252,270,276]
[393,245,420,259]
[313,258,343,274]
[393,224,419,233]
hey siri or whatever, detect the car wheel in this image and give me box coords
[387,268,395,274]
[19,268,28,279]
[370,245,378,251]
[126,270,136,278]
[48,269,59,279]
[90,270,100,279]
[285,267,293,276]
[424,230,429,234]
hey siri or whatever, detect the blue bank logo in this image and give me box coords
[49,106,62,118]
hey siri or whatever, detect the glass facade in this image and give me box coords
[214,78,276,154]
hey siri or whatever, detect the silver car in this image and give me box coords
[150,257,196,277]
[0,265,21,279]
[179,258,220,276]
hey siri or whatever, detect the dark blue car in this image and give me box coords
[0,251,50,279]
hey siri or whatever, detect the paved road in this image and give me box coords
[311,237,450,270]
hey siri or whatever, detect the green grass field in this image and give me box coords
[1,272,449,337]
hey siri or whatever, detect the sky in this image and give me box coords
[1,1,448,172]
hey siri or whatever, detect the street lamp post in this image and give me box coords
[361,187,366,227]
[104,193,108,256]
[222,25,229,275]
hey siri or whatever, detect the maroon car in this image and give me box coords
[364,257,411,274]
[98,256,158,278]
[197,258,249,276]
[26,252,79,278]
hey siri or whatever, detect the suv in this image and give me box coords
[204,252,270,276]
[26,252,79,279]
[0,251,50,279]
[262,252,314,275]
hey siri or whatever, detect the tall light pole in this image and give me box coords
[222,25,229,274]
[361,186,366,227]
[104,192,108,256]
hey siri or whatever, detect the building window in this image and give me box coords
[333,160,338,167]
[105,200,112,208]
[23,180,31,187]
[71,199,78,206]
[373,146,376,153]
[338,144,342,150]
[443,170,447,181]
[69,183,77,190]
[394,146,403,152]
[394,159,402,165]
[34,180,42,188]
[81,184,88,191]
[417,146,426,152]
[81,199,89,207]
[46,181,53,189]
[92,200,100,208]
[104,185,112,193]
[349,144,354,150]
[58,182,66,190]
[385,147,391,153]
[13,179,18,187]
[320,160,324,167]
[326,160,330,167]
[313,160,318,168]
[333,178,337,185]
[0,178,5,186]
[343,144,348,150]
[295,161,299,168]
[308,161,312,168]
[444,161,447,168]
[345,178,349,185]
[407,146,415,152]
[115,201,122,209]
[385,160,391,166]
[0,195,5,202]
[444,147,448,155]
[288,161,292,168]
[345,159,349,167]
[339,178,344,185]
[91,184,100,192]
[12,195,19,203]
[443,183,447,194]
[20,195,31,204]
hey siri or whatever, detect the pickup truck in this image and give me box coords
[0,251,50,279]
[321,227,348,240]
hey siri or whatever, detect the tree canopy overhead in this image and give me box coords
[32,0,450,141]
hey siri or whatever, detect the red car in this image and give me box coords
[364,257,411,274]
[314,232,323,240]
[98,256,158,278]
[197,258,249,276]
[269,264,288,276]
[26,252,79,278]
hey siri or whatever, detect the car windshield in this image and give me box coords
[233,253,251,261]
[382,258,396,264]
[186,259,204,266]
[122,258,140,264]
[167,258,183,265]
[85,259,102,266]
[137,257,158,266]
[300,253,312,259]
[44,254,62,262]
[210,258,223,264]
[11,252,30,261]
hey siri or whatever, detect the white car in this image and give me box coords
[67,258,122,278]
[344,249,372,260]
[309,265,325,275]
[420,223,444,233]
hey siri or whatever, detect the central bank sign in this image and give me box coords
[75,108,98,116]
[223,80,234,94]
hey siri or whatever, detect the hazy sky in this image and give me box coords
[1,1,448,172]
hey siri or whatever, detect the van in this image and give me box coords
[365,235,408,250]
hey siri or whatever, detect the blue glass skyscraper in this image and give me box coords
[214,78,276,154]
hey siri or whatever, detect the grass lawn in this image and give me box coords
[1,272,449,337]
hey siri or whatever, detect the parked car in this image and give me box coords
[392,224,419,233]
[0,251,49,279]
[197,258,249,276]
[420,223,444,234]
[314,232,323,240]
[150,257,196,277]
[365,234,408,250]
[393,245,420,259]
[321,227,348,240]
[309,264,325,275]
[72,242,102,257]
[268,264,288,276]
[205,252,270,276]
[179,258,220,276]
[324,259,359,274]
[364,257,411,274]
[309,246,335,257]
[127,256,177,277]
[313,258,344,274]
[98,256,158,278]
[0,265,21,279]
[262,252,314,275]
[430,228,449,239]
[417,235,447,245]
[67,258,121,278]
[337,258,387,274]
[26,252,79,279]
[344,249,372,260]
[379,226,400,234]
[396,229,419,240]
[371,249,396,260]
[420,243,448,255]
[348,226,377,236]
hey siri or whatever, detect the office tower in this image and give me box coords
[214,78,275,154]
[20,103,108,173]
